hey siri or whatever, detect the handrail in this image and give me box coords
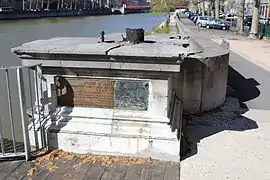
[0,63,47,161]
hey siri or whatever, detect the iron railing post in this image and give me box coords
[35,65,45,148]
[17,68,31,161]
[28,68,39,150]
[5,69,17,154]
[38,64,46,148]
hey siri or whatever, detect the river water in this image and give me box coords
[0,13,165,143]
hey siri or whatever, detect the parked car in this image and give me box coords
[184,11,191,17]
[206,19,230,30]
[190,13,198,21]
[183,10,190,15]
[193,15,199,24]
[219,13,225,19]
[188,13,196,20]
[225,14,237,21]
[244,16,252,27]
[196,16,216,27]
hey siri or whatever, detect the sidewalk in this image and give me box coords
[181,105,270,180]
[213,38,270,71]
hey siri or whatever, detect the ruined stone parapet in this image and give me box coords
[174,15,230,114]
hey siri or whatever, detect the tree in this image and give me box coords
[201,0,205,15]
[249,0,260,38]
[215,0,220,19]
[236,0,245,34]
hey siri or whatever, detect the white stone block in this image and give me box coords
[50,122,112,135]
[47,131,180,161]
[148,95,168,120]
[60,61,111,69]
[150,80,168,96]
[150,123,178,140]
[111,122,150,137]
[57,107,114,119]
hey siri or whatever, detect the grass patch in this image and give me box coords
[150,5,175,14]
[145,31,152,35]
[152,22,170,34]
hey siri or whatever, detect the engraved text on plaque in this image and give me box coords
[56,77,114,108]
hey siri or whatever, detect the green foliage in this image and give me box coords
[152,22,170,34]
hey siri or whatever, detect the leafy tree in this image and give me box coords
[215,0,220,19]
[236,0,245,34]
[249,0,260,38]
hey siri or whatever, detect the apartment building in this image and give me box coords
[260,0,270,17]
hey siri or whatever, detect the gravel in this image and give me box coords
[185,97,257,131]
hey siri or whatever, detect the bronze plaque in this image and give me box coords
[56,77,114,108]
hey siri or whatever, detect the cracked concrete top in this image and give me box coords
[11,33,191,58]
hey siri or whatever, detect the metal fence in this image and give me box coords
[0,64,48,160]
[258,24,270,37]
[168,92,183,141]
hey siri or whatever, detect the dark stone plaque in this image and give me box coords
[114,80,149,111]
[56,77,114,108]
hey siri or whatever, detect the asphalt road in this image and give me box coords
[229,52,270,110]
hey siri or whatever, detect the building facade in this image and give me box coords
[260,0,270,17]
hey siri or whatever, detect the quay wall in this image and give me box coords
[0,7,150,20]
[0,9,112,20]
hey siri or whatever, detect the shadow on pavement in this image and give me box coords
[227,66,260,103]
[181,66,259,161]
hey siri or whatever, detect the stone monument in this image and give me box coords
[12,28,229,161]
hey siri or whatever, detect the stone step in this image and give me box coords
[45,117,180,162]
[53,106,170,123]
[48,117,178,140]
[47,131,180,162]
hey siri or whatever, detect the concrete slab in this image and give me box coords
[12,34,191,58]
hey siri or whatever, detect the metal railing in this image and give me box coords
[168,92,183,141]
[0,64,48,160]
[258,24,270,37]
